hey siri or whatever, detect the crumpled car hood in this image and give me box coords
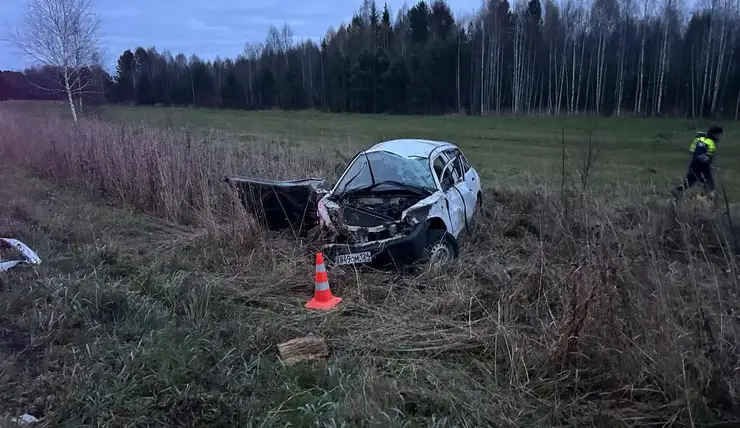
[398,191,444,224]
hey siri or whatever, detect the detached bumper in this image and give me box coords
[322,223,427,267]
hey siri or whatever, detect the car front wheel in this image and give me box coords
[421,229,458,268]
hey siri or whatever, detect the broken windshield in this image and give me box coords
[334,151,437,196]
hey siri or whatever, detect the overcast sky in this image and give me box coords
[0,0,484,72]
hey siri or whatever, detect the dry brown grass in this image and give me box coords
[0,103,739,427]
[0,107,349,225]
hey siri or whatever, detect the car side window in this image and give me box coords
[433,154,455,188]
[443,149,465,183]
[433,155,446,181]
[459,151,472,173]
[453,153,465,180]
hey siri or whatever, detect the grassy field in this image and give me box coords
[101,105,740,197]
[1,101,740,427]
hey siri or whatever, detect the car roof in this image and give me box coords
[365,139,456,158]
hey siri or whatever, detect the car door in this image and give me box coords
[443,149,477,225]
[433,152,465,237]
[459,150,481,204]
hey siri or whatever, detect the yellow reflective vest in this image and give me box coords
[689,136,716,158]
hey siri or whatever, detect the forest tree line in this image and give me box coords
[0,68,110,104]
[4,0,740,118]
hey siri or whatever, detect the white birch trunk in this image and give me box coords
[656,10,671,115]
[569,31,578,113]
[480,18,485,115]
[710,11,726,114]
[64,71,79,123]
[575,32,585,112]
[690,47,697,117]
[548,42,554,115]
[635,28,646,114]
[557,35,568,115]
[614,18,626,116]
[456,30,461,113]
[700,12,714,116]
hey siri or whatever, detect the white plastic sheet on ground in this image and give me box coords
[0,238,41,272]
[10,413,39,424]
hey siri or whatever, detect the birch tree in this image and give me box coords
[591,0,619,113]
[243,42,263,106]
[634,0,653,115]
[9,0,101,122]
[613,0,633,115]
[654,0,680,114]
[511,2,528,114]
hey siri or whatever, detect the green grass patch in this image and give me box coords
[98,105,740,197]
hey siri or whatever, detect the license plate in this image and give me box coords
[335,251,372,266]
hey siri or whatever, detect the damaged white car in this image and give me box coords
[225,139,482,268]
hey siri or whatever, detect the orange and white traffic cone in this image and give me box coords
[305,252,342,310]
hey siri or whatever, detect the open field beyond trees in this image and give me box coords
[1,100,740,427]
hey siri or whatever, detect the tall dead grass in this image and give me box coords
[0,108,349,229]
[1,105,739,425]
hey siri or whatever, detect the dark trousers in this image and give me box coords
[674,161,715,194]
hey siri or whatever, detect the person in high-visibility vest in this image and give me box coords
[672,125,723,200]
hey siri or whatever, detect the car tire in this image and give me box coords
[420,229,458,268]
